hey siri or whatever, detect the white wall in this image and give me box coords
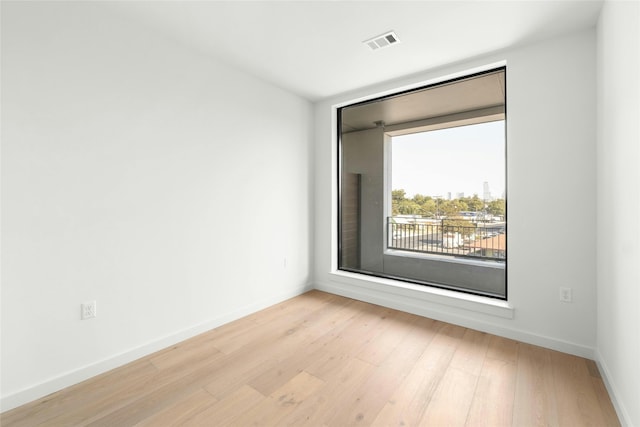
[596,1,640,426]
[314,30,598,357]
[1,2,313,410]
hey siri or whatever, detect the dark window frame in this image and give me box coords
[337,66,508,300]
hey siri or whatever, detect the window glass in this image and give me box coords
[338,67,507,298]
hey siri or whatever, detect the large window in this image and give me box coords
[338,67,507,298]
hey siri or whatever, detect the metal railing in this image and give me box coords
[387,217,506,261]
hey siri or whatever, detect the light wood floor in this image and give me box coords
[1,290,620,426]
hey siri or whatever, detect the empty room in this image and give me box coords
[1,1,638,426]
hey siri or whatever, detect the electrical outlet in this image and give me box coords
[559,287,572,303]
[81,301,97,319]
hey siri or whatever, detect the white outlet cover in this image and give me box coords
[81,301,97,319]
[559,287,573,303]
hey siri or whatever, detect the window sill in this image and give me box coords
[384,248,506,269]
[328,269,514,319]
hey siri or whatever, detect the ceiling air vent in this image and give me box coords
[363,31,400,51]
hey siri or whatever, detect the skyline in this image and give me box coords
[391,120,505,199]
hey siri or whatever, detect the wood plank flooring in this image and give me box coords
[1,290,620,426]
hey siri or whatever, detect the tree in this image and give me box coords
[390,189,496,219]
[412,193,431,205]
[439,200,460,217]
[487,199,506,217]
[392,189,406,203]
[419,199,436,217]
[397,199,422,215]
[455,200,469,212]
[442,218,476,237]
[465,194,484,212]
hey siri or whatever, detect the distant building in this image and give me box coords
[483,181,492,201]
[442,232,463,248]
[468,233,506,259]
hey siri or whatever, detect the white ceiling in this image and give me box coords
[108,0,603,101]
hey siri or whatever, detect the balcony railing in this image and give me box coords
[387,217,506,262]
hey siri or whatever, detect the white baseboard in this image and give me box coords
[4,280,606,415]
[314,279,595,359]
[595,349,633,427]
[0,283,312,413]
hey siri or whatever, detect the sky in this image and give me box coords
[391,120,505,199]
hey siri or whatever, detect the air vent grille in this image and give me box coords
[363,31,400,51]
